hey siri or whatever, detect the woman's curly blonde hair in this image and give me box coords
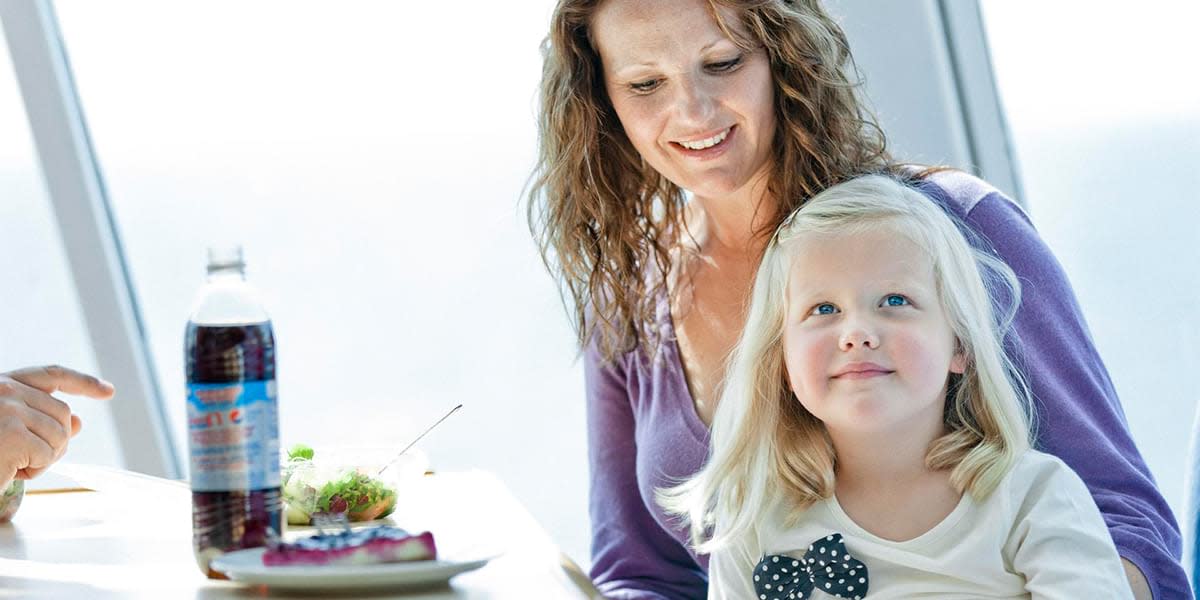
[527,0,897,362]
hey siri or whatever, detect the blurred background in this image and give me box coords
[1,0,1196,570]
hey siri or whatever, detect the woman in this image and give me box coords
[526,0,1185,597]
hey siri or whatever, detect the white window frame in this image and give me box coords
[935,0,1023,202]
[830,0,1021,201]
[0,0,179,477]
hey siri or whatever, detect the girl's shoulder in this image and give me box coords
[741,492,832,559]
[995,449,1095,515]
[1006,448,1080,483]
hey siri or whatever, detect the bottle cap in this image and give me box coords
[206,245,246,274]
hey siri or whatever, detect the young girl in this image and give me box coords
[660,175,1133,599]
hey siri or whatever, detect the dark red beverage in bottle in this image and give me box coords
[185,247,281,577]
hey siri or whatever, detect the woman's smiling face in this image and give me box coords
[591,0,776,200]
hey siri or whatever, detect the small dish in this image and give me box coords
[210,548,494,591]
[281,445,428,526]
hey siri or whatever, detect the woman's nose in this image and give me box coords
[673,77,715,124]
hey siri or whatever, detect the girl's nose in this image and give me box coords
[839,325,880,351]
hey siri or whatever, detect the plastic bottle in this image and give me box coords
[185,246,281,577]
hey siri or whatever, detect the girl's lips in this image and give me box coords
[669,125,736,160]
[833,369,893,380]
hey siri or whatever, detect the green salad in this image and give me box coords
[281,444,398,525]
[0,479,23,523]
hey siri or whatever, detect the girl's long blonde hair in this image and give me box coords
[658,174,1033,553]
[527,0,894,362]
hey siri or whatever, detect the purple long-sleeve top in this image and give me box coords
[584,170,1188,599]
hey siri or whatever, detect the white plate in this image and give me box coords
[211,548,494,591]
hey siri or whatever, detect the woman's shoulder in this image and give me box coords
[904,166,1032,229]
[910,166,1005,213]
[907,167,1050,271]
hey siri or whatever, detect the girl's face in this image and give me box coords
[781,226,966,437]
[591,0,776,201]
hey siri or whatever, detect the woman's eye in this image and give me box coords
[707,56,742,72]
[809,303,839,316]
[882,294,910,307]
[629,79,661,93]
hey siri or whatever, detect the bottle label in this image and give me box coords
[186,380,280,491]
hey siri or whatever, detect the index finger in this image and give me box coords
[5,365,115,399]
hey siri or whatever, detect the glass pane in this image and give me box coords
[53,1,587,563]
[981,0,1200,520]
[0,26,122,468]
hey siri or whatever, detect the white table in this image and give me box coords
[0,465,600,599]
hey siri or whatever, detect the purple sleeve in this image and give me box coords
[584,342,708,599]
[966,193,1190,599]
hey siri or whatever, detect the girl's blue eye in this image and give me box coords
[810,303,838,316]
[883,294,909,307]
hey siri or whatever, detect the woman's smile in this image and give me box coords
[669,125,736,161]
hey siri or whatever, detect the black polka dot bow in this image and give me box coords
[752,533,869,599]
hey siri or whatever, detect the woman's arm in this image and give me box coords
[584,342,708,599]
[964,191,1189,599]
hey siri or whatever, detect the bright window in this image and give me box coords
[52,0,588,563]
[981,0,1200,519]
[0,26,121,468]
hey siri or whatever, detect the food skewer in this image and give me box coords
[376,403,463,477]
